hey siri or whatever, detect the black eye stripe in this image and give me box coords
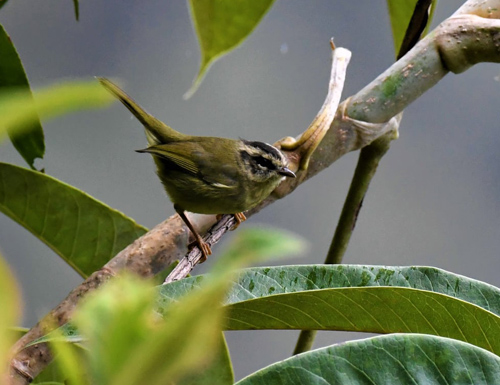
[255,155,275,169]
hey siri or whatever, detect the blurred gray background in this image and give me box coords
[1,0,499,380]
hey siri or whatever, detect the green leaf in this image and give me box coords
[177,336,233,385]
[73,0,79,21]
[159,265,500,355]
[0,24,44,169]
[35,228,304,383]
[33,383,66,385]
[33,358,73,384]
[106,229,302,385]
[49,332,88,385]
[210,228,307,276]
[73,275,159,385]
[0,80,114,144]
[185,0,275,98]
[386,0,436,56]
[71,273,227,385]
[235,334,500,385]
[0,163,147,277]
[33,383,65,385]
[0,1,9,10]
[0,253,21,378]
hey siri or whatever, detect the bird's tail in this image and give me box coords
[97,77,185,145]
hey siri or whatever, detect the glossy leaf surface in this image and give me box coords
[236,334,500,385]
[0,163,147,277]
[0,24,44,169]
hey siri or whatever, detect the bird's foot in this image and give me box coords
[188,239,212,263]
[231,212,247,230]
[215,213,246,230]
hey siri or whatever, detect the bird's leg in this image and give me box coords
[174,205,211,263]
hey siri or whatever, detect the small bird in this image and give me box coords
[98,78,295,261]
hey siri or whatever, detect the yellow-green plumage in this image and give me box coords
[98,77,295,259]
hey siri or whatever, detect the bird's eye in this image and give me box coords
[254,156,275,170]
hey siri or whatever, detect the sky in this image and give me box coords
[1,0,499,380]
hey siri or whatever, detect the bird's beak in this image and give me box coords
[279,167,296,178]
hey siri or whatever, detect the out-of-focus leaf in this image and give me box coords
[235,334,500,385]
[0,24,44,169]
[30,325,87,384]
[71,273,224,385]
[178,336,233,385]
[0,1,9,10]
[387,0,436,57]
[102,229,302,385]
[185,0,275,98]
[73,276,157,385]
[33,382,65,385]
[32,326,234,385]
[35,228,303,384]
[49,330,88,385]
[209,228,306,275]
[0,163,147,277]
[28,324,83,348]
[0,253,21,380]
[0,80,114,143]
[33,359,71,384]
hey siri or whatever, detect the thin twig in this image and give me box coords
[164,215,237,283]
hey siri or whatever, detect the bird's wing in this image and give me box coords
[137,143,199,175]
[139,140,240,188]
[194,141,240,188]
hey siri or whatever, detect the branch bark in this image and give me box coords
[9,2,500,383]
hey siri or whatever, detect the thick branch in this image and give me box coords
[348,13,500,123]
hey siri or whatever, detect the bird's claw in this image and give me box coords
[188,239,212,263]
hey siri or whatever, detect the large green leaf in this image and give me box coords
[159,265,500,355]
[0,24,44,169]
[0,163,147,277]
[236,334,500,385]
[161,265,500,315]
[185,0,275,98]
